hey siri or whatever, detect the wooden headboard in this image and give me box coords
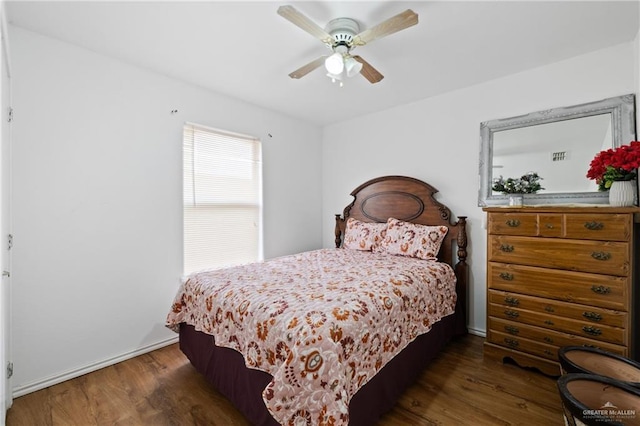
[334,175,468,334]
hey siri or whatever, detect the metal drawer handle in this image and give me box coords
[591,285,611,295]
[584,221,604,231]
[504,338,519,348]
[582,311,603,322]
[504,309,519,319]
[582,326,602,336]
[545,223,554,229]
[543,336,554,343]
[500,244,514,253]
[544,320,554,326]
[504,296,519,306]
[499,272,514,281]
[591,251,611,261]
[505,219,521,227]
[544,349,554,356]
[504,325,519,335]
[544,306,555,313]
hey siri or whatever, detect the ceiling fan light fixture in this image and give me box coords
[324,52,344,75]
[326,72,344,87]
[345,57,363,77]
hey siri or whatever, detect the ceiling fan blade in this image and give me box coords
[277,5,333,45]
[353,56,384,84]
[288,56,328,79]
[353,9,418,46]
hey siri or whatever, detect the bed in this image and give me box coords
[166,175,468,425]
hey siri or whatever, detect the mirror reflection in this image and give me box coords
[492,114,611,194]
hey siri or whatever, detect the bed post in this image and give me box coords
[454,216,468,335]
[335,214,344,248]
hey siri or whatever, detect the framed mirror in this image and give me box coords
[478,94,636,206]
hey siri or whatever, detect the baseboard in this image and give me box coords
[12,335,179,398]
[468,326,486,338]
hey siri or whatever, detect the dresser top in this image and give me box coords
[482,205,640,214]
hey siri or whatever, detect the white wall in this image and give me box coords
[9,26,323,394]
[633,31,640,125]
[0,0,10,418]
[322,42,636,335]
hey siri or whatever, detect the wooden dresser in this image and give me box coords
[483,206,639,376]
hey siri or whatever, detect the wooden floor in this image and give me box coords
[6,334,564,425]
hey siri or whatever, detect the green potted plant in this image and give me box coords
[492,172,544,206]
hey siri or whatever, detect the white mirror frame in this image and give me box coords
[478,94,636,206]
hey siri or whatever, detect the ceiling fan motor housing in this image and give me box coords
[325,17,360,47]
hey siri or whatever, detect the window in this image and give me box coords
[183,123,262,274]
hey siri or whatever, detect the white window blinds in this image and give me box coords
[183,123,262,275]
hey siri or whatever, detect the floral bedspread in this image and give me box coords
[166,248,457,425]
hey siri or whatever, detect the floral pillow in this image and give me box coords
[375,217,448,260]
[343,218,387,251]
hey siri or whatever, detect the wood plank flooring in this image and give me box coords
[6,334,564,425]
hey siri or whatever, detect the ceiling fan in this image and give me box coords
[277,5,418,85]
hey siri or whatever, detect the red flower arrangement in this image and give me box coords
[587,141,640,191]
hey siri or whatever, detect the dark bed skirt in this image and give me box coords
[179,313,458,425]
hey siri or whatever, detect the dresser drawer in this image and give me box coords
[564,213,632,242]
[488,213,538,236]
[487,212,632,241]
[488,303,626,345]
[488,318,627,357]
[488,235,630,276]
[537,214,563,238]
[488,263,628,311]
[488,289,628,328]
[487,329,559,361]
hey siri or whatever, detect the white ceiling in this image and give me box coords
[5,1,640,126]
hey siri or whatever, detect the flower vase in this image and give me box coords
[609,180,636,207]
[508,194,524,207]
